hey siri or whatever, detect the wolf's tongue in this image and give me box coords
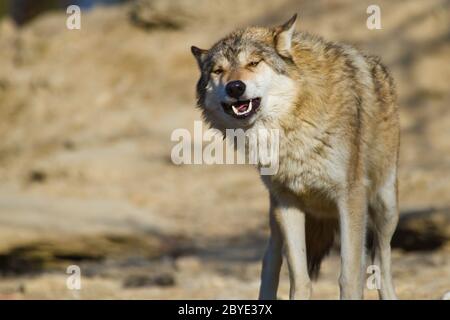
[237,103,248,112]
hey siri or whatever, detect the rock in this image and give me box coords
[0,17,16,37]
[129,0,196,30]
[175,256,202,271]
[123,272,175,288]
[0,233,187,275]
[28,169,47,183]
[392,208,450,252]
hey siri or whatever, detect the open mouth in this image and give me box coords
[221,98,261,119]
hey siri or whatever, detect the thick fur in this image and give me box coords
[192,15,400,300]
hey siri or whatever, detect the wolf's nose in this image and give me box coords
[226,80,246,98]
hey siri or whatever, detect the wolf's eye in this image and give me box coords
[212,68,224,75]
[247,60,261,68]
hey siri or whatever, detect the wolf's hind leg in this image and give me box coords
[369,171,399,300]
[259,196,283,300]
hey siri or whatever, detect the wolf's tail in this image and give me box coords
[305,215,338,280]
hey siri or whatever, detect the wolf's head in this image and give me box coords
[191,15,300,131]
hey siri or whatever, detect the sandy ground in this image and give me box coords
[0,0,449,299]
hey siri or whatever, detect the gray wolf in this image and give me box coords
[191,14,400,300]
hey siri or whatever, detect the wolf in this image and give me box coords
[191,14,400,300]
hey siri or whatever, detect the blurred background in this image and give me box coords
[0,0,449,299]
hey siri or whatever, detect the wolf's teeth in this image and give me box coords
[231,101,253,116]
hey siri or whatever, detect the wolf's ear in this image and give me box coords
[191,46,208,68]
[274,14,297,58]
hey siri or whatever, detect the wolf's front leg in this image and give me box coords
[259,196,283,300]
[275,199,311,300]
[338,188,367,300]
